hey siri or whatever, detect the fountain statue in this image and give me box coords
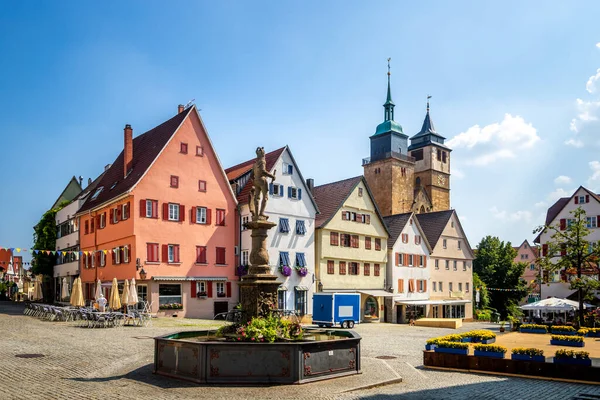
[238,147,281,319]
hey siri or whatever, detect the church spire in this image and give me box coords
[384,58,395,121]
[419,95,436,134]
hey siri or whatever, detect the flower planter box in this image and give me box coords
[511,354,545,362]
[197,296,207,300]
[460,337,472,343]
[551,331,576,336]
[425,344,437,351]
[586,332,600,338]
[553,357,592,366]
[434,347,469,355]
[550,340,584,347]
[472,338,496,344]
[474,350,505,359]
[520,328,547,334]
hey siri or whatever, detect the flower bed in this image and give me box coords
[425,330,496,350]
[551,325,576,335]
[553,350,591,366]
[578,327,600,337]
[519,324,547,334]
[434,341,469,355]
[511,347,545,362]
[473,344,507,359]
[467,330,496,344]
[550,335,584,347]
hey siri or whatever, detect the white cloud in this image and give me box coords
[565,138,584,148]
[534,201,547,208]
[569,98,600,133]
[489,206,532,223]
[597,42,600,49]
[586,68,600,94]
[554,175,572,185]
[447,114,539,166]
[587,161,600,191]
[547,188,573,203]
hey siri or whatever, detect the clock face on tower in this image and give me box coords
[437,174,446,186]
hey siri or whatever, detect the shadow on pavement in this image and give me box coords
[0,301,26,315]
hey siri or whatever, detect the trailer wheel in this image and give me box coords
[348,321,355,328]
[341,321,348,329]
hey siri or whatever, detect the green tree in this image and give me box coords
[534,207,600,326]
[473,236,528,319]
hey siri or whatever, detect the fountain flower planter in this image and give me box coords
[511,354,545,362]
[434,347,469,355]
[550,340,584,347]
[553,357,592,366]
[425,344,437,351]
[474,350,505,359]
[154,329,362,384]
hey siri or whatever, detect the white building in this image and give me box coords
[226,146,319,322]
[383,212,432,323]
[535,186,600,300]
[53,175,103,302]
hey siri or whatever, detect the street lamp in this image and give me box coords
[139,268,147,281]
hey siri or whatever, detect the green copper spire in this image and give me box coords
[384,57,395,121]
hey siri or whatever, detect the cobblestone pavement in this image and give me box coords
[2,302,599,400]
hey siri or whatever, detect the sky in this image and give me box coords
[1,1,600,261]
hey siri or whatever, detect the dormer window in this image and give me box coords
[91,187,103,200]
[110,181,118,190]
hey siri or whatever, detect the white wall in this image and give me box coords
[54,199,82,278]
[387,217,430,301]
[240,148,317,315]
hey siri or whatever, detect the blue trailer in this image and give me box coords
[312,293,360,329]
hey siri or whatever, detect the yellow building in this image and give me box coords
[312,176,391,322]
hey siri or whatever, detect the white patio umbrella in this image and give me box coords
[61,277,69,300]
[121,279,130,307]
[94,279,102,301]
[520,297,592,311]
[128,278,138,305]
[108,277,121,310]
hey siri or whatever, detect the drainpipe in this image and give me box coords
[237,203,242,304]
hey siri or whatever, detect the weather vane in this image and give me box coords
[427,94,432,112]
[387,57,391,76]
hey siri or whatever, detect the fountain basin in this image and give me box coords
[154,329,361,384]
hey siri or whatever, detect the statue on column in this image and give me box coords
[248,147,275,221]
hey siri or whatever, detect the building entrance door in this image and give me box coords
[214,301,229,318]
[396,305,403,324]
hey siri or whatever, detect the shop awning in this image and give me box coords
[295,286,309,291]
[322,289,395,297]
[395,299,472,305]
[152,276,228,282]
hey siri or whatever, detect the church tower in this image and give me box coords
[408,98,451,212]
[363,60,416,216]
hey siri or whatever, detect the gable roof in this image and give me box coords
[225,147,286,203]
[51,176,83,209]
[383,212,412,248]
[313,176,363,228]
[414,210,454,249]
[78,106,195,214]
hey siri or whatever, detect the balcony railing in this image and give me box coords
[362,151,415,166]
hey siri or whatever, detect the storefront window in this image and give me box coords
[364,297,378,318]
[158,284,181,305]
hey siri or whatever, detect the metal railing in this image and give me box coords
[362,151,415,166]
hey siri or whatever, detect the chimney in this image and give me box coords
[104,164,112,171]
[178,104,185,114]
[78,176,83,187]
[124,124,133,178]
[88,178,92,186]
[306,178,314,194]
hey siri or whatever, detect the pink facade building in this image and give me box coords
[514,240,540,304]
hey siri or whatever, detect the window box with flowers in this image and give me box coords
[159,303,183,310]
[217,292,226,298]
[278,252,292,277]
[197,292,208,299]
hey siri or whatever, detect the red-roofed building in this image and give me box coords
[76,105,238,318]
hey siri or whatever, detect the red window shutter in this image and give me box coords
[191,281,197,298]
[152,201,158,218]
[560,219,566,230]
[206,209,212,225]
[110,209,114,224]
[542,244,548,256]
[180,205,185,222]
[398,279,404,293]
[395,253,399,266]
[586,195,590,203]
[226,282,232,297]
[116,207,122,221]
[424,257,427,268]
[174,245,180,263]
[140,200,145,217]
[162,245,168,262]
[404,254,409,266]
[191,207,196,223]
[575,196,579,204]
[207,282,213,298]
[423,280,427,292]
[163,203,169,220]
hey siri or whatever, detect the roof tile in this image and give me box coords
[414,210,454,249]
[312,176,363,228]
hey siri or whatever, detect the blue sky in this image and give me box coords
[1,1,600,260]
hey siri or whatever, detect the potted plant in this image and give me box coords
[279,265,292,277]
[511,347,545,362]
[473,344,507,359]
[550,334,585,347]
[295,266,308,277]
[519,324,548,334]
[196,291,207,299]
[551,325,576,335]
[433,341,469,355]
[499,321,506,333]
[553,349,591,366]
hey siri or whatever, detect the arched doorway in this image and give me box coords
[364,296,379,319]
